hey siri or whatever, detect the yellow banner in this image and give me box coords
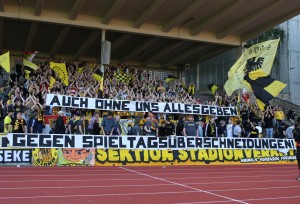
[95,149,296,166]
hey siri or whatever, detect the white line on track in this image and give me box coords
[0,174,296,183]
[0,191,201,200]
[0,179,297,188]
[176,195,300,204]
[0,183,299,192]
[1,170,298,177]
[120,167,248,204]
[0,165,296,172]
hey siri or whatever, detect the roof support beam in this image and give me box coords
[74,30,101,59]
[0,0,4,12]
[164,44,211,66]
[143,41,184,65]
[0,19,3,53]
[25,23,38,51]
[133,0,166,28]
[163,0,207,32]
[190,0,247,36]
[70,0,86,20]
[50,27,71,58]
[120,38,158,63]
[242,7,300,41]
[102,0,125,25]
[216,0,284,39]
[34,0,44,16]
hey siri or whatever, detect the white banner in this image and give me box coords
[6,134,296,150]
[45,94,238,116]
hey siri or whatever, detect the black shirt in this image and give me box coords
[176,120,184,136]
[249,128,259,138]
[12,118,26,133]
[76,119,84,134]
[165,122,175,136]
[67,119,75,134]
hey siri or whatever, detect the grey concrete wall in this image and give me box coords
[278,15,300,105]
[183,47,241,95]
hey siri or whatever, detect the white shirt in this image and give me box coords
[256,126,262,134]
[226,124,234,138]
[286,126,295,139]
[233,125,242,136]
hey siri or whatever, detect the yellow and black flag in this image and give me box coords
[93,68,104,98]
[224,39,286,110]
[165,75,177,83]
[0,51,10,73]
[77,62,85,74]
[113,72,131,84]
[224,39,280,96]
[23,59,39,79]
[49,70,56,89]
[244,69,286,110]
[188,83,196,95]
[208,83,218,95]
[50,62,69,86]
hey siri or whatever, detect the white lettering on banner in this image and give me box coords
[45,94,238,116]
[0,149,32,163]
[6,134,296,150]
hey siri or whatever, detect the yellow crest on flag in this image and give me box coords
[50,62,69,86]
[224,39,280,96]
[0,51,10,73]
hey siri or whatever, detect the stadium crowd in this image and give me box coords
[0,62,299,139]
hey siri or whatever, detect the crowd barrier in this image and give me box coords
[0,134,297,166]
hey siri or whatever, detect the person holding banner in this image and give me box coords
[205,117,217,137]
[88,112,99,135]
[149,113,158,136]
[112,115,122,136]
[55,111,66,134]
[101,112,115,135]
[183,115,198,137]
[76,114,85,135]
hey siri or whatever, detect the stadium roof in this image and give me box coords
[1,0,300,70]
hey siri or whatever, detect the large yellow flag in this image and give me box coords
[0,51,10,73]
[224,39,279,96]
[50,62,69,86]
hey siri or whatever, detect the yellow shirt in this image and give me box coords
[4,116,12,133]
[275,111,284,120]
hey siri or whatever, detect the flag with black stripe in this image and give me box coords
[165,75,177,83]
[188,83,195,95]
[208,83,218,95]
[113,72,131,84]
[49,70,56,89]
[50,62,69,86]
[93,69,104,98]
[0,51,10,73]
[77,62,85,74]
[244,69,286,110]
[23,59,38,79]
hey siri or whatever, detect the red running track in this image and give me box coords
[0,164,299,204]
